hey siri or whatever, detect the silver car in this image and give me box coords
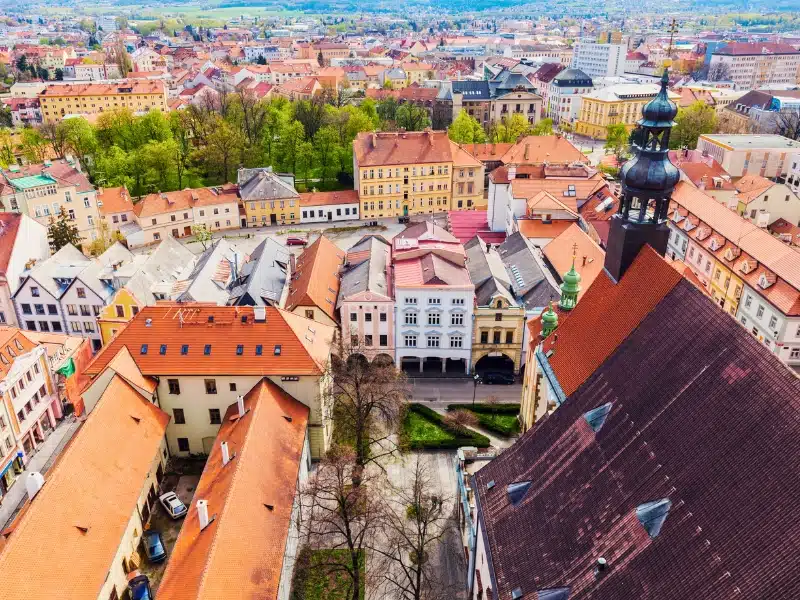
[159,491,188,519]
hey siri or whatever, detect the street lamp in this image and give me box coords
[472,373,481,406]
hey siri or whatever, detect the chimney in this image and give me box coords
[197,499,210,530]
[253,306,266,322]
[221,441,231,465]
[371,132,377,148]
[237,394,245,418]
[26,471,44,500]
[582,255,587,266]
[523,143,529,161]
[698,175,708,190]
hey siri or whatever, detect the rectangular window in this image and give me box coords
[115,305,124,318]
[379,334,388,346]
[450,335,463,348]
[756,305,765,318]
[47,304,57,315]
[428,313,440,325]
[365,313,372,322]
[405,312,417,325]
[406,297,417,304]
[21,304,31,315]
[209,408,222,425]
[427,335,440,348]
[168,379,180,394]
[744,295,752,309]
[493,331,501,344]
[380,312,387,322]
[364,335,373,346]
[404,335,417,347]
[204,344,211,355]
[177,438,190,452]
[769,316,777,329]
[452,298,465,305]
[173,408,185,424]
[451,313,463,326]
[505,331,514,344]
[481,331,489,344]
[205,379,217,394]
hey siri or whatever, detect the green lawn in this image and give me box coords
[404,409,458,445]
[293,549,366,600]
[473,412,521,436]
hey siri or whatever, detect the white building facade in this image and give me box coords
[571,37,626,78]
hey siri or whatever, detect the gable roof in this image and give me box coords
[500,135,588,166]
[85,304,334,378]
[354,130,454,167]
[157,379,309,600]
[0,213,23,276]
[227,237,290,307]
[237,167,299,202]
[286,235,344,321]
[475,263,800,599]
[0,375,169,599]
[542,224,606,300]
[134,186,239,218]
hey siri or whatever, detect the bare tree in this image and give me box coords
[771,109,800,140]
[328,336,408,486]
[301,445,384,600]
[38,122,68,157]
[443,409,478,434]
[373,456,461,600]
[234,87,268,148]
[707,61,731,82]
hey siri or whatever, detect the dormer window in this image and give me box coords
[758,272,775,289]
[708,238,720,251]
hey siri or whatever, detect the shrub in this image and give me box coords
[402,404,490,450]
[446,404,521,437]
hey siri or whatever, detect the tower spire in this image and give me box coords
[603,58,679,282]
[558,243,581,311]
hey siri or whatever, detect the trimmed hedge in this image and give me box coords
[402,403,490,450]
[447,404,521,437]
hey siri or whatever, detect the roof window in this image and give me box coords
[204,344,212,356]
[255,344,263,356]
[208,315,214,323]
[537,587,571,600]
[140,344,148,355]
[236,345,244,355]
[636,498,672,538]
[507,481,532,505]
[582,402,612,433]
[274,345,282,356]
[181,344,189,355]
[159,344,167,355]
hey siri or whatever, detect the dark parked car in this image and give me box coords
[143,529,167,563]
[127,572,153,600]
[483,371,515,385]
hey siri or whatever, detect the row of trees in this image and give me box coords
[448,109,554,144]
[298,341,460,600]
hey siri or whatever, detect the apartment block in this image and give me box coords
[710,42,800,89]
[38,80,169,123]
[575,84,680,139]
[696,134,800,178]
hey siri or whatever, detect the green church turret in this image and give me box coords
[558,245,581,311]
[541,302,559,337]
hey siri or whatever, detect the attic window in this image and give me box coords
[636,498,672,538]
[159,344,167,355]
[208,315,215,323]
[537,588,571,600]
[14,340,22,351]
[0,355,8,365]
[255,344,263,356]
[486,480,496,490]
[241,315,248,324]
[236,345,244,356]
[274,345,282,356]
[507,481,532,505]
[140,344,148,355]
[204,344,212,356]
[582,402,612,433]
[512,588,524,600]
[181,344,189,355]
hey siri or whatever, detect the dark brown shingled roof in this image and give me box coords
[474,250,800,600]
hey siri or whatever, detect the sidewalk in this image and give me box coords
[0,415,83,529]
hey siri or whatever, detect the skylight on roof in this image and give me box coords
[274,344,281,356]
[507,481,532,505]
[159,344,167,355]
[582,402,612,433]
[537,588,571,600]
[236,344,244,355]
[181,344,188,355]
[204,344,211,356]
[255,344,263,356]
[636,498,672,538]
[140,344,148,355]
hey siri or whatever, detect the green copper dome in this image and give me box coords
[558,255,581,311]
[541,302,558,337]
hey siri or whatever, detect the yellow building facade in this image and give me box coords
[354,131,484,220]
[98,289,140,345]
[575,85,680,139]
[39,80,169,123]
[472,298,526,374]
[709,251,744,316]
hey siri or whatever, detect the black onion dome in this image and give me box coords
[639,71,678,128]
[620,151,680,192]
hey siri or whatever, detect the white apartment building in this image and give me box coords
[571,36,627,78]
[548,67,593,124]
[710,42,800,89]
[392,223,475,374]
[244,44,282,63]
[0,214,49,328]
[696,134,800,178]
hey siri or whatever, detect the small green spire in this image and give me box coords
[558,245,581,311]
[541,301,558,337]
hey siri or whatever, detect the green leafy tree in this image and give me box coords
[277,119,306,174]
[169,111,193,189]
[54,68,63,80]
[604,123,630,164]
[491,113,530,143]
[191,224,212,250]
[448,110,487,143]
[20,127,49,163]
[47,208,82,252]
[314,125,340,185]
[296,141,315,188]
[144,139,178,191]
[671,101,716,149]
[396,102,430,132]
[376,97,399,125]
[530,118,554,136]
[196,117,244,183]
[0,129,15,167]
[294,97,327,139]
[15,55,27,73]
[60,117,97,168]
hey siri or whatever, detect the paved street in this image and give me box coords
[407,377,523,409]
[0,415,83,529]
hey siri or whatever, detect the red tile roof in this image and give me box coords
[542,246,682,397]
[499,135,588,165]
[298,189,359,207]
[354,130,454,167]
[542,223,605,300]
[97,186,133,216]
[158,379,308,600]
[134,186,238,218]
[716,42,800,55]
[0,213,23,276]
[286,236,345,321]
[85,304,334,378]
[516,218,575,240]
[447,210,506,245]
[0,375,169,599]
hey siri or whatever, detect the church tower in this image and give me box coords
[603,69,679,282]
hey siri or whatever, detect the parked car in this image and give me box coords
[159,491,188,519]
[127,572,153,600]
[286,235,308,246]
[143,529,167,563]
[483,371,515,385]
